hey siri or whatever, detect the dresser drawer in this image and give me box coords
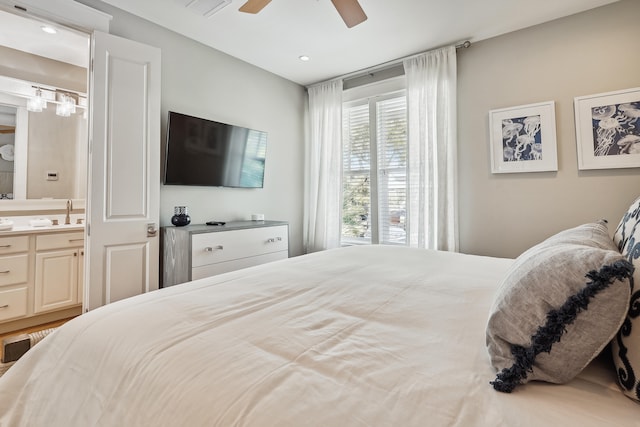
[36,232,85,251]
[191,226,288,267]
[0,287,28,322]
[0,254,29,287]
[0,235,29,255]
[192,251,288,280]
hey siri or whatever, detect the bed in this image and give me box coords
[0,204,639,425]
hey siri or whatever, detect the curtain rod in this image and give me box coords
[306,40,471,89]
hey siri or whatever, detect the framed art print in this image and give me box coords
[489,101,557,173]
[574,87,640,170]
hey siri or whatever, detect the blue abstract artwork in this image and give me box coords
[501,115,542,162]
[591,101,640,156]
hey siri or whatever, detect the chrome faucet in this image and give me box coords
[65,199,73,225]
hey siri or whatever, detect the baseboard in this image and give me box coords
[0,306,80,335]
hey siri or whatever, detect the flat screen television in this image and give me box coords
[163,111,267,188]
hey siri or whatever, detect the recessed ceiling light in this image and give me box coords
[299,55,310,62]
[41,25,57,34]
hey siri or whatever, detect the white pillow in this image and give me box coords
[486,220,633,393]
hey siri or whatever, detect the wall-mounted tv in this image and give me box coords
[163,111,267,188]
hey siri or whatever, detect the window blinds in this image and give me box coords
[342,93,407,245]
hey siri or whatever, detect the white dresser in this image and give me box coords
[161,221,289,287]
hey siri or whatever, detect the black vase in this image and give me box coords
[171,206,191,227]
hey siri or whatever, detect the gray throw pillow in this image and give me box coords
[486,220,633,393]
[612,196,640,401]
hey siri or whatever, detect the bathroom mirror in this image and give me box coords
[0,103,16,199]
[0,95,87,201]
[0,8,89,209]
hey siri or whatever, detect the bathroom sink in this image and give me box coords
[29,218,53,227]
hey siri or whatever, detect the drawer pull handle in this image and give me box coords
[69,239,84,243]
[204,245,223,252]
[0,270,9,274]
[0,245,11,248]
[0,304,8,309]
[267,237,283,243]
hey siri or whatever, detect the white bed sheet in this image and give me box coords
[0,245,637,426]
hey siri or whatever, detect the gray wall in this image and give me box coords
[80,0,639,260]
[458,0,640,258]
[78,0,306,256]
[27,108,86,199]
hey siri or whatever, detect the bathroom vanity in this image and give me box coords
[0,223,84,334]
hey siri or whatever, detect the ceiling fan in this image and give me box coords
[239,0,367,28]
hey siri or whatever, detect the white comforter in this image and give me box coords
[0,245,637,426]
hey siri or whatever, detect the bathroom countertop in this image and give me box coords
[0,223,85,236]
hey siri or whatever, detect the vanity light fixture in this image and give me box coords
[56,93,76,117]
[26,88,47,112]
[22,84,85,118]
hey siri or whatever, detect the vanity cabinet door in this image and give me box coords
[34,249,79,314]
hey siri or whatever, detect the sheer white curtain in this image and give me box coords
[304,79,343,253]
[403,46,458,251]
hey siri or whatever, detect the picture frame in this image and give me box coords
[489,101,557,173]
[574,87,640,170]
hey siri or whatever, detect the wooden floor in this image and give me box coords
[0,318,74,361]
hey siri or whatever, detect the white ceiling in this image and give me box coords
[0,0,620,86]
[98,0,620,86]
[0,8,89,68]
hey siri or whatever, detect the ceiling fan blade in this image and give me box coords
[239,0,272,14]
[331,0,367,28]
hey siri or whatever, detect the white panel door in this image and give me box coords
[85,31,161,312]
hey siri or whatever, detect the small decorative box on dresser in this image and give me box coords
[161,221,289,287]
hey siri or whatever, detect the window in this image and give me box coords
[342,91,407,245]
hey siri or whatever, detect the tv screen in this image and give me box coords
[163,111,267,188]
